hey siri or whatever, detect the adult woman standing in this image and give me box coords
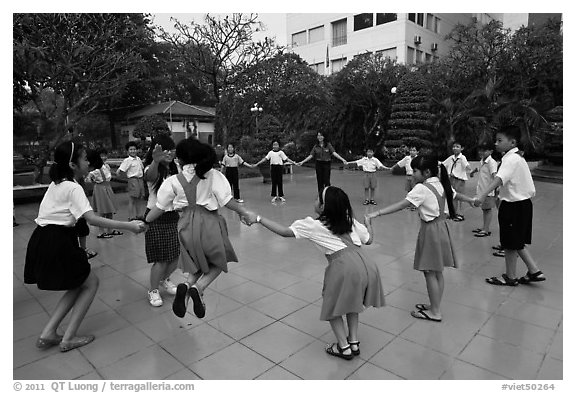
[298,132,347,202]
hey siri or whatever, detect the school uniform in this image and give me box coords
[310,143,336,197]
[87,164,117,214]
[25,181,93,290]
[405,178,458,271]
[351,157,385,189]
[289,217,385,321]
[396,155,416,192]
[156,166,237,275]
[442,154,469,193]
[476,156,498,210]
[143,165,180,264]
[222,154,244,200]
[495,147,536,250]
[265,150,288,197]
[119,155,146,199]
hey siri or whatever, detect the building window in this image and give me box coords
[331,57,347,73]
[417,13,424,26]
[309,25,324,44]
[426,14,434,30]
[408,13,416,23]
[434,17,440,34]
[416,49,424,63]
[310,62,326,74]
[354,13,373,31]
[376,47,397,60]
[407,46,415,64]
[291,30,307,47]
[332,19,347,47]
[376,13,397,25]
[425,53,432,63]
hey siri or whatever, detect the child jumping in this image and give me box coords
[220,143,253,203]
[253,140,297,203]
[25,141,146,352]
[366,155,475,322]
[117,141,146,220]
[143,136,180,307]
[474,125,546,286]
[243,186,385,360]
[145,138,253,319]
[85,149,120,239]
[442,142,471,221]
[346,148,389,205]
[469,143,498,237]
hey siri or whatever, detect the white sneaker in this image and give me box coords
[236,199,244,203]
[271,197,277,203]
[278,197,286,202]
[148,289,163,307]
[161,279,177,295]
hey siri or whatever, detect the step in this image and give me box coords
[533,165,563,175]
[531,172,563,184]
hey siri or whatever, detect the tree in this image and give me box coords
[385,72,435,151]
[14,13,151,178]
[133,115,171,141]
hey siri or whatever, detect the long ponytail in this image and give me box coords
[438,163,456,219]
[411,155,456,219]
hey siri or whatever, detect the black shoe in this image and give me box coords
[370,200,377,205]
[188,285,206,318]
[172,283,189,318]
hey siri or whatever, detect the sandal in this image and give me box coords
[411,309,442,322]
[325,343,354,360]
[518,271,546,284]
[347,338,360,356]
[485,274,518,286]
[492,244,503,251]
[474,230,491,237]
[363,200,370,205]
[59,335,95,352]
[472,228,483,233]
[36,335,63,349]
[451,215,463,222]
[415,303,430,311]
[493,250,505,258]
[84,248,98,259]
[97,233,113,239]
[109,230,123,236]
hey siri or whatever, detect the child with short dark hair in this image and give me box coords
[469,143,498,237]
[388,146,419,210]
[220,143,253,203]
[25,141,146,352]
[474,126,546,286]
[442,142,471,221]
[243,186,385,360]
[117,141,146,220]
[366,155,476,322]
[347,148,389,205]
[252,140,297,203]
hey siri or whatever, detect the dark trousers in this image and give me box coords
[225,167,240,199]
[270,165,284,197]
[315,161,332,201]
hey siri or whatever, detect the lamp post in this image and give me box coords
[250,103,263,133]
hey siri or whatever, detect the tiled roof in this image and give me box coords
[126,101,215,119]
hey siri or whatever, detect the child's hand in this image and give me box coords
[151,144,165,163]
[473,197,483,207]
[130,220,148,233]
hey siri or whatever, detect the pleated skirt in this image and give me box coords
[92,181,117,214]
[413,218,458,271]
[144,209,180,264]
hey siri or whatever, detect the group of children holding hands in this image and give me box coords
[23,123,546,361]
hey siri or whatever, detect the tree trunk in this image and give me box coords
[108,112,117,149]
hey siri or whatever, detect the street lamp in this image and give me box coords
[250,103,263,133]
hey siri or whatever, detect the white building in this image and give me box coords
[286,13,561,74]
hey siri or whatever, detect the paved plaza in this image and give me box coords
[13,166,563,380]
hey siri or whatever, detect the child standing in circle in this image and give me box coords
[366,155,476,322]
[143,136,181,307]
[243,186,385,360]
[221,143,253,203]
[117,141,146,220]
[85,149,120,239]
[469,143,498,237]
[387,146,419,210]
[346,148,389,205]
[145,138,253,319]
[442,142,471,221]
[25,141,146,352]
[253,140,297,203]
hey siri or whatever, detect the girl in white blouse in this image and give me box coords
[366,155,475,323]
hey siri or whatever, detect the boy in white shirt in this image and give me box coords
[117,141,146,220]
[347,148,389,205]
[442,142,471,221]
[470,143,498,237]
[388,146,419,210]
[474,126,545,286]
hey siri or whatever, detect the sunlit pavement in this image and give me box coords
[13,166,562,380]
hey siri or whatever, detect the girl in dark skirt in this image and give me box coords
[143,136,180,307]
[366,155,476,323]
[25,141,146,352]
[242,186,385,361]
[145,138,253,319]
